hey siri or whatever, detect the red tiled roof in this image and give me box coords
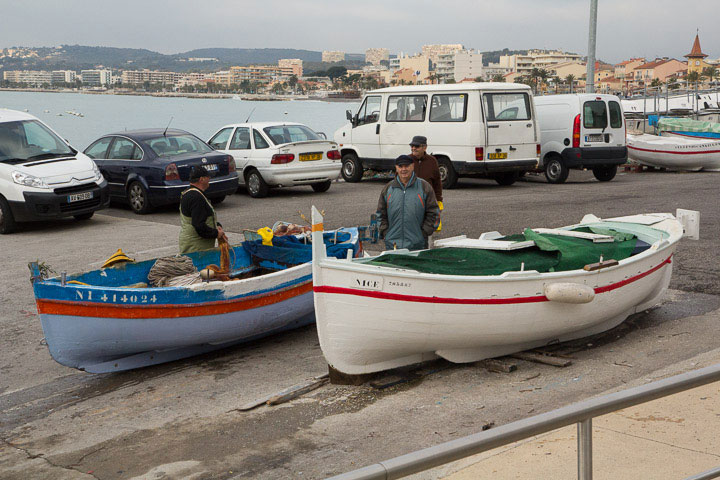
[637,59,670,70]
[685,34,708,58]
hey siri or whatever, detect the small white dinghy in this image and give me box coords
[627,133,720,171]
[310,207,692,375]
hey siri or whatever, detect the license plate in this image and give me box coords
[205,164,219,171]
[68,192,93,203]
[299,153,323,162]
[488,152,508,160]
[586,134,603,142]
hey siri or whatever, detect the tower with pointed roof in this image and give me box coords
[685,32,708,75]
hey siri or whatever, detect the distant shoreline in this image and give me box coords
[0,87,359,102]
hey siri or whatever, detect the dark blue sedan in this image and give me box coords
[83,129,238,214]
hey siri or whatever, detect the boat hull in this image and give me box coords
[311,212,683,375]
[627,134,720,171]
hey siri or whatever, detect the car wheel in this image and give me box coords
[74,212,94,221]
[341,153,363,183]
[494,172,517,186]
[544,156,569,184]
[210,195,226,205]
[245,170,269,198]
[311,180,332,193]
[127,181,152,214]
[437,156,458,189]
[0,196,17,234]
[592,165,617,182]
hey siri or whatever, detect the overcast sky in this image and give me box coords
[1,0,717,64]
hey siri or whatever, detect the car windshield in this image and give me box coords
[262,125,321,145]
[0,120,74,163]
[146,134,212,156]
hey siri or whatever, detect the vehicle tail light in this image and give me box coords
[271,153,295,164]
[226,155,236,172]
[165,163,180,181]
[536,144,541,156]
[327,149,341,160]
[572,114,581,148]
[475,147,484,161]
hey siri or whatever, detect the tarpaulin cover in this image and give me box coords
[243,232,357,267]
[658,117,720,134]
[366,228,637,276]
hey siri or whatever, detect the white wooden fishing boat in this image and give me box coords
[310,206,689,375]
[627,134,720,171]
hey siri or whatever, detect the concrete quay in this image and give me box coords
[1,169,720,479]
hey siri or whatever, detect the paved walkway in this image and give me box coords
[442,358,720,480]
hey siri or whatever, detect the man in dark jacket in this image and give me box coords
[409,135,443,231]
[178,166,227,254]
[377,155,439,251]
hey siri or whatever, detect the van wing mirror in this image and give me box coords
[346,110,353,121]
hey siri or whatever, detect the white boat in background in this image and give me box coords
[627,134,720,171]
[310,206,689,375]
[622,92,720,115]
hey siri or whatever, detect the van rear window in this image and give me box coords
[609,101,623,128]
[583,101,608,129]
[483,93,531,121]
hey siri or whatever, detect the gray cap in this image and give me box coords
[190,165,209,181]
[395,155,414,166]
[409,135,427,146]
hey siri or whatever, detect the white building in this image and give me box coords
[500,50,583,75]
[365,48,389,66]
[435,50,484,83]
[322,51,345,63]
[51,70,76,85]
[80,69,112,86]
[422,44,464,67]
[2,70,52,86]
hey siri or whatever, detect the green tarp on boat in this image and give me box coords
[366,228,638,276]
[657,117,720,134]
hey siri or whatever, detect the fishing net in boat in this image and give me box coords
[148,255,198,286]
[366,229,637,276]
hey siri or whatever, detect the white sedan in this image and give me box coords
[208,122,342,198]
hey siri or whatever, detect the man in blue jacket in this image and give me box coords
[377,155,440,251]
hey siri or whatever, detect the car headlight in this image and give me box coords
[11,171,50,189]
[92,163,104,182]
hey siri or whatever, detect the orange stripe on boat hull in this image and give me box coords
[36,282,313,319]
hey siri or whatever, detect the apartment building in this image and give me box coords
[390,53,431,84]
[278,59,303,77]
[500,50,583,75]
[121,70,183,86]
[2,70,52,86]
[80,69,112,86]
[365,48,389,66]
[421,44,464,67]
[633,58,687,84]
[322,51,345,63]
[436,50,484,83]
[51,70,76,84]
[614,58,645,81]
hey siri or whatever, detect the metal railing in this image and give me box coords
[329,363,720,480]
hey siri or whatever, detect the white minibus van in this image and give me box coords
[0,109,109,233]
[534,94,627,184]
[334,83,540,188]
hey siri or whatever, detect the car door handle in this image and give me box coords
[509,146,517,151]
[376,124,380,134]
[120,166,129,172]
[488,125,500,129]
[526,123,533,127]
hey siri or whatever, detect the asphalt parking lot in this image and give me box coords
[1,168,720,479]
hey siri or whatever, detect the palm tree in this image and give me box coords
[491,74,506,83]
[702,66,719,85]
[537,69,550,93]
[565,74,576,93]
[686,71,700,84]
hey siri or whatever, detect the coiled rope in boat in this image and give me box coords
[148,256,198,287]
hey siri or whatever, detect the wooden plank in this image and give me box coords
[237,373,329,411]
[479,359,517,373]
[583,259,619,271]
[511,352,573,367]
[532,228,614,243]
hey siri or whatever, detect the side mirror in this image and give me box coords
[317,132,327,139]
[346,110,352,121]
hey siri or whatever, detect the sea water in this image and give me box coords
[0,91,359,150]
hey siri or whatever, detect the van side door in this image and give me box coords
[482,92,536,163]
[351,95,382,159]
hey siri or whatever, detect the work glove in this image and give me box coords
[436,201,444,232]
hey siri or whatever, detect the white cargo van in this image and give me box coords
[334,83,540,188]
[0,109,109,233]
[534,94,627,184]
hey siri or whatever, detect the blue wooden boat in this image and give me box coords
[30,229,359,373]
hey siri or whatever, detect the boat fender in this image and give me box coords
[544,283,595,304]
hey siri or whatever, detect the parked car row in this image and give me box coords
[1,84,628,233]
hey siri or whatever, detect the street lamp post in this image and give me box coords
[586,0,598,94]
